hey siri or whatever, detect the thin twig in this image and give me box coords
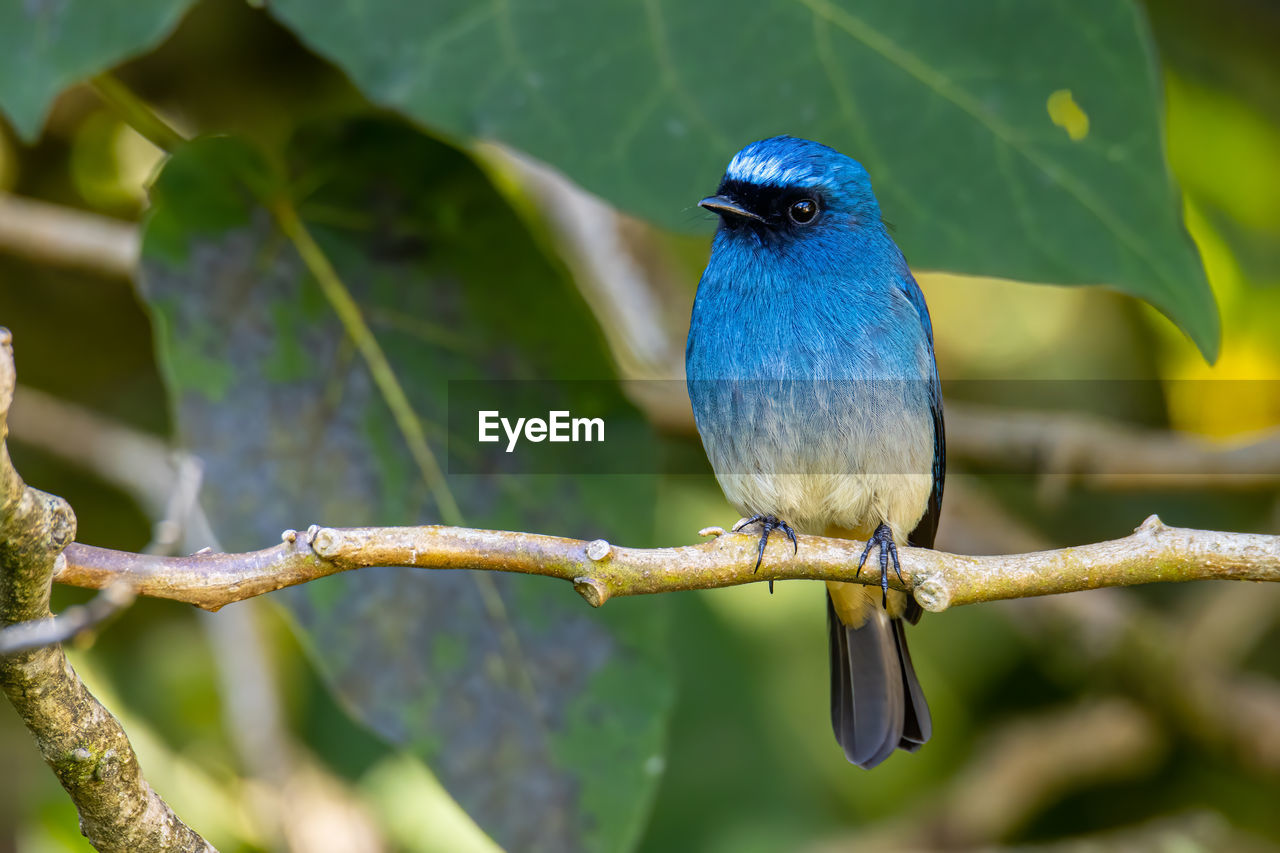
[48,516,1280,613]
[89,74,184,153]
[8,385,178,516]
[0,580,135,656]
[0,193,140,277]
[145,454,204,555]
[933,699,1162,845]
[946,401,1280,490]
[265,199,462,527]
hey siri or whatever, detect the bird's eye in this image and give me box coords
[788,198,818,224]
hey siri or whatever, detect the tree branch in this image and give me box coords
[0,192,140,278]
[0,580,135,656]
[0,329,214,852]
[9,377,388,852]
[945,401,1280,490]
[22,376,1272,624]
[921,698,1162,846]
[49,515,1280,613]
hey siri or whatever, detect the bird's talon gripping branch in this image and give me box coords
[856,522,902,608]
[738,514,798,594]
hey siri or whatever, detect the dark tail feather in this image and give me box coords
[827,594,931,768]
[827,594,902,768]
[827,596,850,740]
[892,617,932,750]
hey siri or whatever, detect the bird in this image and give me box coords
[685,135,944,768]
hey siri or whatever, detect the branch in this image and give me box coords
[88,74,184,153]
[0,580,135,656]
[0,330,214,852]
[9,385,387,852]
[945,401,1280,490]
[23,389,1275,782]
[8,384,189,521]
[49,515,1280,613]
[0,193,139,278]
[881,698,1162,848]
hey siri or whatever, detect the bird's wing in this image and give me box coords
[900,268,946,624]
[897,262,936,346]
[908,385,945,553]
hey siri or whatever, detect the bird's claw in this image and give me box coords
[856,522,903,609]
[738,514,798,594]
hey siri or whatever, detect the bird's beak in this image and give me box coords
[699,195,765,223]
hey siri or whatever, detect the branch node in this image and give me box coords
[573,576,609,607]
[1137,514,1166,534]
[309,526,340,558]
[102,580,136,608]
[94,749,119,781]
[48,497,76,549]
[70,747,92,763]
[914,577,952,613]
[698,526,726,538]
[585,538,612,562]
[281,528,298,543]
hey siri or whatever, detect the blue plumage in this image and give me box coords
[686,136,944,768]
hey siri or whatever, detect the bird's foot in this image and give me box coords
[856,522,904,609]
[736,514,798,594]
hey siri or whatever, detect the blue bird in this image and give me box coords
[686,136,944,768]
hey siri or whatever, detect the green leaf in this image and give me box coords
[140,122,674,853]
[267,0,1218,358]
[0,0,189,140]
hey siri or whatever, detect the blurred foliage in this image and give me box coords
[0,0,188,140]
[141,123,671,851]
[1,0,1218,356]
[266,0,1218,356]
[0,0,1278,852]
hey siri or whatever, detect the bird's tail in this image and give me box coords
[826,582,931,768]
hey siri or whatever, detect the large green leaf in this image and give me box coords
[1,0,1218,355]
[266,0,1217,357]
[139,121,674,853]
[0,0,189,139]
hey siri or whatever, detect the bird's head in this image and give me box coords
[700,136,882,245]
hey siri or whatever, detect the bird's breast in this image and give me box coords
[686,264,935,535]
[691,377,934,536]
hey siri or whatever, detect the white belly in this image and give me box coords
[700,382,934,539]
